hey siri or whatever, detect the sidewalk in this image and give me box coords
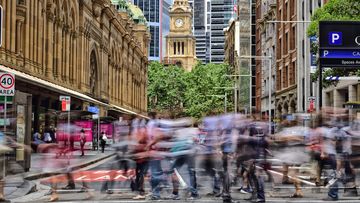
[4,149,115,200]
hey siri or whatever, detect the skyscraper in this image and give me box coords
[191,0,211,64]
[210,0,237,63]
[133,0,172,61]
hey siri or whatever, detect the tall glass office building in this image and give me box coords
[210,0,236,63]
[190,0,211,64]
[133,0,172,61]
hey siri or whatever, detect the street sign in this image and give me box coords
[0,6,3,47]
[310,36,317,74]
[59,96,71,111]
[307,96,316,102]
[309,100,315,112]
[320,50,360,59]
[319,21,360,68]
[87,106,99,114]
[0,73,15,96]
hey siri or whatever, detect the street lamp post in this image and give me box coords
[240,55,273,134]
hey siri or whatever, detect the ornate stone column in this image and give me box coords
[65,25,70,82]
[71,31,77,84]
[55,19,62,79]
[45,12,54,79]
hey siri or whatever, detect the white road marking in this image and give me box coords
[256,165,316,186]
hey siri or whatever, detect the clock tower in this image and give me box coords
[164,0,196,71]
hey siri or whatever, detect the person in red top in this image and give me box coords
[132,116,149,200]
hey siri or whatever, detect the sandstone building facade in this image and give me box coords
[0,0,149,170]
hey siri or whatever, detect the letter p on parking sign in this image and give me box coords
[329,32,342,45]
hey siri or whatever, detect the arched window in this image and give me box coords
[90,50,98,95]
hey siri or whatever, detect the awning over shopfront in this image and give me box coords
[109,104,149,119]
[0,65,149,119]
[0,65,108,107]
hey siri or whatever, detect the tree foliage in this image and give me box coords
[147,62,187,117]
[147,62,234,118]
[184,63,234,118]
[308,0,360,37]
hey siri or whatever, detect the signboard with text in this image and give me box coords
[56,121,93,142]
[310,36,317,73]
[0,72,15,96]
[87,106,99,114]
[59,96,71,111]
[319,21,360,68]
[307,96,316,102]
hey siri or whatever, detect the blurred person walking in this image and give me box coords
[100,132,107,153]
[199,115,222,197]
[39,143,93,201]
[0,132,31,202]
[234,117,254,194]
[101,120,135,195]
[242,122,268,203]
[337,124,358,197]
[219,114,237,203]
[131,116,149,200]
[315,117,339,201]
[274,122,310,198]
[166,119,199,200]
[146,112,165,200]
[80,129,86,157]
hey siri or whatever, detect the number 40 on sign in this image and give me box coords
[0,73,15,96]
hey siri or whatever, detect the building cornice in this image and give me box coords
[275,84,297,96]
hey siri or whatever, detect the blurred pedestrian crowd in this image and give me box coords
[3,107,360,203]
[95,107,360,203]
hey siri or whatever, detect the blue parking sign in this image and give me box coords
[328,32,342,45]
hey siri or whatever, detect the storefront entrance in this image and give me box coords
[0,91,32,173]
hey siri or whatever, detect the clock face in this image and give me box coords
[175,18,184,27]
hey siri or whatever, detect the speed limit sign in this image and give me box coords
[0,73,15,96]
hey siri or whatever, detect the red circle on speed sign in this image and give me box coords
[0,74,15,89]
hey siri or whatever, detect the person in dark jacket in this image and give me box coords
[100,132,107,153]
[80,129,86,156]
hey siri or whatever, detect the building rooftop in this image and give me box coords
[111,0,147,25]
[128,4,148,25]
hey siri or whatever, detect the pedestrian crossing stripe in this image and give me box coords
[41,169,139,183]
